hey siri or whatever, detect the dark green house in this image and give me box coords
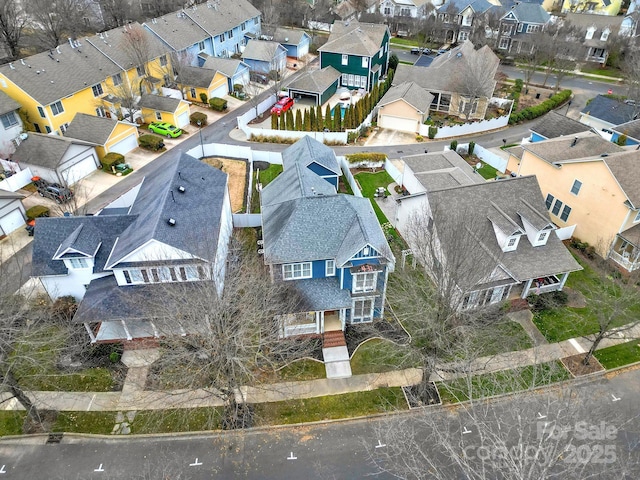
[318,20,390,92]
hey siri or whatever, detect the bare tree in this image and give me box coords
[451,45,499,120]
[0,0,28,60]
[25,0,90,50]
[622,50,640,119]
[99,0,138,28]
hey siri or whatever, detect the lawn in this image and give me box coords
[389,38,420,47]
[594,341,640,369]
[0,411,26,436]
[250,163,282,213]
[276,358,326,381]
[578,66,623,78]
[476,162,499,180]
[350,339,415,375]
[253,387,407,425]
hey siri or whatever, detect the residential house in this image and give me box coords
[286,66,342,106]
[318,20,390,92]
[611,118,640,145]
[563,13,624,66]
[620,9,640,38]
[281,135,342,189]
[12,133,100,186]
[0,91,23,159]
[497,2,551,53]
[272,28,311,60]
[436,0,496,43]
[0,189,26,237]
[579,95,638,135]
[561,0,622,16]
[0,23,172,136]
[395,151,581,308]
[31,152,233,343]
[242,40,287,75]
[138,94,191,128]
[202,56,251,94]
[380,0,434,19]
[260,136,395,340]
[377,82,434,133]
[393,41,499,120]
[528,110,592,142]
[63,113,139,159]
[176,65,229,102]
[507,131,640,271]
[332,0,379,22]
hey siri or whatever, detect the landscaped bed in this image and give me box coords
[250,161,283,213]
[201,157,247,213]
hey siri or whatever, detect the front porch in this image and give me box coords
[520,272,570,298]
[280,309,348,338]
[609,235,640,272]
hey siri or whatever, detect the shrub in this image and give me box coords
[527,290,569,312]
[416,134,424,142]
[190,112,208,126]
[428,126,437,139]
[109,351,121,363]
[345,152,387,164]
[616,134,628,146]
[49,295,77,323]
[26,205,49,220]
[347,131,359,143]
[209,97,227,111]
[138,134,165,151]
[468,141,475,155]
[450,140,458,152]
[101,152,124,172]
[199,92,208,104]
[233,83,243,93]
[510,90,572,124]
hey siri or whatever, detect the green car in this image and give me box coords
[149,122,183,138]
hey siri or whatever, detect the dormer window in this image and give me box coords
[503,235,520,252]
[69,258,89,269]
[586,27,595,40]
[538,231,548,243]
[601,29,610,41]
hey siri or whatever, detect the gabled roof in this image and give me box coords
[318,20,389,57]
[521,131,622,163]
[182,0,260,37]
[53,223,102,259]
[272,27,310,46]
[580,95,638,126]
[0,91,21,116]
[138,94,184,113]
[143,10,210,51]
[437,0,493,15]
[564,12,623,32]
[379,82,434,113]
[64,113,124,145]
[501,2,550,24]
[261,162,336,208]
[602,150,640,208]
[281,135,341,175]
[12,133,94,169]
[0,189,24,200]
[530,110,592,140]
[286,66,341,94]
[242,39,286,62]
[201,56,248,78]
[612,118,640,141]
[402,150,484,191]
[177,65,220,89]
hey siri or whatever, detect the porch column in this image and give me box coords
[319,311,324,335]
[121,320,133,341]
[84,322,96,343]
[521,278,533,299]
[340,309,346,330]
[558,272,569,289]
[149,320,160,338]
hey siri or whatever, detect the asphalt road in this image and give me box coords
[0,366,638,479]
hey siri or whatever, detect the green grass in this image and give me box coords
[578,66,623,78]
[52,411,116,435]
[389,38,420,47]
[437,361,571,404]
[134,408,222,433]
[250,163,282,213]
[277,359,326,381]
[253,387,407,425]
[0,411,26,436]
[476,162,499,180]
[594,341,640,369]
[474,320,534,357]
[350,339,415,375]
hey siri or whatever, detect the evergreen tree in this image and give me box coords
[316,105,323,131]
[309,107,316,131]
[271,113,278,130]
[295,109,303,131]
[303,109,311,131]
[286,110,294,130]
[334,109,342,131]
[325,104,332,130]
[280,113,286,130]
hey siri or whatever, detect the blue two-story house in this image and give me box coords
[498,2,550,54]
[260,136,395,340]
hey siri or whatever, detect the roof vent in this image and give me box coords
[571,137,578,147]
[600,153,609,157]
[178,185,186,193]
[167,218,176,226]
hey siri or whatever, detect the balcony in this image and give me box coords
[609,250,640,272]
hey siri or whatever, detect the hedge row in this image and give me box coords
[345,152,386,164]
[209,97,227,111]
[509,89,572,125]
[138,134,165,151]
[101,152,124,171]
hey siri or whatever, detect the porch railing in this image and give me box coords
[609,251,640,272]
[283,323,317,337]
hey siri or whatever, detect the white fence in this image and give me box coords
[338,156,363,197]
[0,167,32,192]
[253,150,283,164]
[420,114,511,139]
[237,95,277,130]
[472,144,508,174]
[242,126,348,144]
[384,158,403,185]
[233,213,262,228]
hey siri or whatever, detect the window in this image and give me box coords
[130,269,144,283]
[352,298,374,323]
[96,106,106,117]
[155,111,162,120]
[341,54,348,65]
[379,47,383,58]
[551,199,563,216]
[362,57,368,68]
[458,31,469,41]
[38,106,45,118]
[560,205,572,222]
[507,237,517,247]
[123,271,131,284]
[283,262,312,280]
[136,65,145,77]
[635,211,640,223]
[545,193,554,210]
[360,75,367,88]
[228,30,233,39]
[326,260,335,277]
[499,38,509,49]
[517,24,523,32]
[45,126,51,133]
[219,33,225,42]
[198,41,205,51]
[190,87,196,98]
[1,111,18,129]
[92,83,104,97]
[571,179,582,195]
[50,100,64,116]
[112,73,122,86]
[353,272,377,293]
[254,18,258,25]
[60,123,68,133]
[384,7,391,14]
[241,22,246,31]
[526,25,540,33]
[69,258,88,268]
[586,27,595,40]
[601,30,610,41]
[160,55,168,66]
[34,124,41,133]
[538,231,548,243]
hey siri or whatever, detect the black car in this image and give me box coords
[37,183,73,204]
[410,47,421,55]
[250,72,269,84]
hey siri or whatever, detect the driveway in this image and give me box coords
[364,127,418,147]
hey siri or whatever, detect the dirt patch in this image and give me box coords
[518,85,556,109]
[564,287,587,308]
[561,353,604,376]
[202,157,247,213]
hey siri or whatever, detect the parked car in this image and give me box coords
[36,182,73,204]
[410,47,421,55]
[250,72,269,85]
[148,122,183,138]
[270,96,294,115]
[423,48,433,55]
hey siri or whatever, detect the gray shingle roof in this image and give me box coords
[318,20,388,57]
[522,131,622,164]
[0,91,21,115]
[612,118,640,142]
[0,189,24,200]
[565,12,623,31]
[138,94,183,113]
[286,66,341,94]
[63,113,120,145]
[183,0,260,37]
[580,95,638,126]
[603,150,640,208]
[530,110,592,139]
[272,27,309,46]
[177,65,219,89]
[379,82,434,113]
[53,222,103,258]
[261,162,336,208]
[402,150,484,191]
[12,133,94,169]
[201,56,247,78]
[143,11,210,51]
[291,277,353,311]
[281,135,341,175]
[242,39,286,62]
[505,2,550,24]
[437,0,494,14]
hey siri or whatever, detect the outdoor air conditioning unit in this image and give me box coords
[257,239,264,245]
[257,249,264,255]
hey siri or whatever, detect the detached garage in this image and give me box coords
[139,94,191,129]
[0,189,26,237]
[287,66,341,106]
[64,113,139,160]
[377,82,434,134]
[12,132,99,186]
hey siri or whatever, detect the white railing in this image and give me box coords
[232,214,262,228]
[0,167,33,192]
[284,323,317,337]
[609,251,640,272]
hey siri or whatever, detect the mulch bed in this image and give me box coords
[561,353,604,376]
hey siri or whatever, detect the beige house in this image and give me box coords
[507,132,640,271]
[377,82,434,133]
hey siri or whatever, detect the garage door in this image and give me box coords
[176,112,189,128]
[209,83,228,99]
[379,115,418,133]
[109,134,138,155]
[0,208,25,235]
[61,155,98,185]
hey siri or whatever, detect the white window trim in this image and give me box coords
[51,101,64,116]
[538,231,548,243]
[68,257,89,269]
[352,271,377,293]
[326,260,335,277]
[283,262,312,280]
[634,210,640,223]
[155,111,162,120]
[570,179,582,196]
[352,297,375,323]
[341,54,348,65]
[362,57,368,68]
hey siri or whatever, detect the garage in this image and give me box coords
[209,83,228,99]
[61,155,99,185]
[379,115,419,133]
[109,134,138,155]
[0,208,25,235]
[176,111,189,128]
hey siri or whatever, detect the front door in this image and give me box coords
[324,310,341,331]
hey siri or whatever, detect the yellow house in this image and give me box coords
[138,94,191,128]
[63,113,140,159]
[507,132,640,271]
[377,82,433,133]
[561,0,622,16]
[0,23,172,136]
[177,66,229,103]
